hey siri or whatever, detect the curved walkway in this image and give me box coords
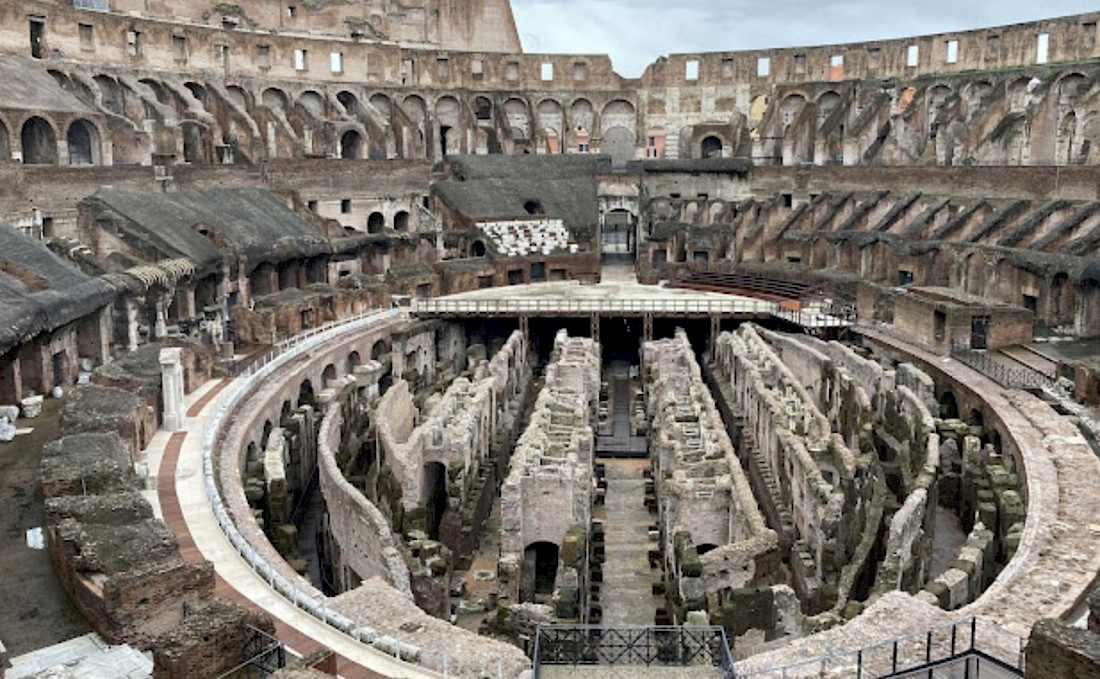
[150,376,438,679]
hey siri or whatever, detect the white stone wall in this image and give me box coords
[644,329,777,598]
[500,331,598,593]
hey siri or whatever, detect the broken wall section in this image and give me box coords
[644,328,778,622]
[500,330,599,619]
[713,324,870,614]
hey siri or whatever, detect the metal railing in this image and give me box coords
[199,308,443,673]
[533,625,735,678]
[733,616,1024,679]
[412,297,778,316]
[214,625,286,679]
[949,340,1055,390]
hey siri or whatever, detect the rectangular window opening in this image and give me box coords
[340,198,352,214]
[756,57,770,77]
[573,61,588,81]
[172,35,187,63]
[294,48,308,71]
[685,59,699,81]
[505,61,519,81]
[126,29,141,58]
[946,39,958,64]
[987,35,1001,57]
[1084,22,1097,51]
[907,44,919,67]
[721,57,734,78]
[793,53,807,74]
[78,23,94,52]
[540,62,554,81]
[436,57,449,78]
[472,58,484,78]
[1037,33,1050,64]
[330,51,343,73]
[257,45,271,69]
[867,48,881,69]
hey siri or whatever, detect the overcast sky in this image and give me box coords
[510,0,1100,77]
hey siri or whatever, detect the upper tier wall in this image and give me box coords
[641,12,1100,87]
[10,4,1100,88]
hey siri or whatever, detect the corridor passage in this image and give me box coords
[597,459,662,626]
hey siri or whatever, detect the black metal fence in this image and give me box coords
[949,341,1055,391]
[734,616,1024,679]
[533,625,735,678]
[214,625,286,679]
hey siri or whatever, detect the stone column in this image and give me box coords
[154,295,168,338]
[160,348,185,431]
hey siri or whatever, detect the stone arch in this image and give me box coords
[298,91,325,118]
[503,97,530,141]
[261,420,274,448]
[66,118,101,165]
[225,85,250,110]
[20,116,57,164]
[184,81,209,108]
[367,211,385,233]
[1058,111,1078,164]
[700,135,723,158]
[816,90,842,129]
[780,94,807,129]
[927,85,953,124]
[347,351,361,373]
[570,98,595,133]
[402,95,427,123]
[94,75,123,115]
[340,129,363,159]
[394,210,409,231]
[337,90,361,116]
[435,95,460,157]
[369,93,392,118]
[471,240,486,257]
[473,95,492,121]
[297,379,314,407]
[262,87,289,114]
[1056,72,1088,108]
[371,338,390,360]
[322,363,337,386]
[965,80,993,112]
[600,99,635,134]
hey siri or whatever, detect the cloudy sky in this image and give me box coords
[510,0,1100,77]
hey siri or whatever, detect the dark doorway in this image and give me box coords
[970,315,989,350]
[29,19,44,59]
[20,117,56,164]
[422,461,447,540]
[439,125,451,157]
[340,130,362,159]
[523,541,560,601]
[700,135,722,158]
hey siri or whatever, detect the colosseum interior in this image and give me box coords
[4,1,1100,678]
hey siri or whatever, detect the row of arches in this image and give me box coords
[0,115,103,165]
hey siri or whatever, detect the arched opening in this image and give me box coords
[249,262,276,297]
[696,543,719,556]
[939,391,959,420]
[371,339,389,360]
[474,96,492,121]
[261,420,274,448]
[968,408,984,429]
[347,351,361,373]
[523,200,544,215]
[471,240,487,258]
[700,135,723,159]
[422,461,448,540]
[522,541,560,602]
[337,91,360,116]
[67,119,100,165]
[20,117,57,164]
[280,400,292,425]
[322,363,337,386]
[181,121,210,163]
[297,380,314,407]
[367,212,385,233]
[602,126,635,166]
[394,211,409,232]
[340,130,363,159]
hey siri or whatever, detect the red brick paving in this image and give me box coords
[159,386,386,679]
